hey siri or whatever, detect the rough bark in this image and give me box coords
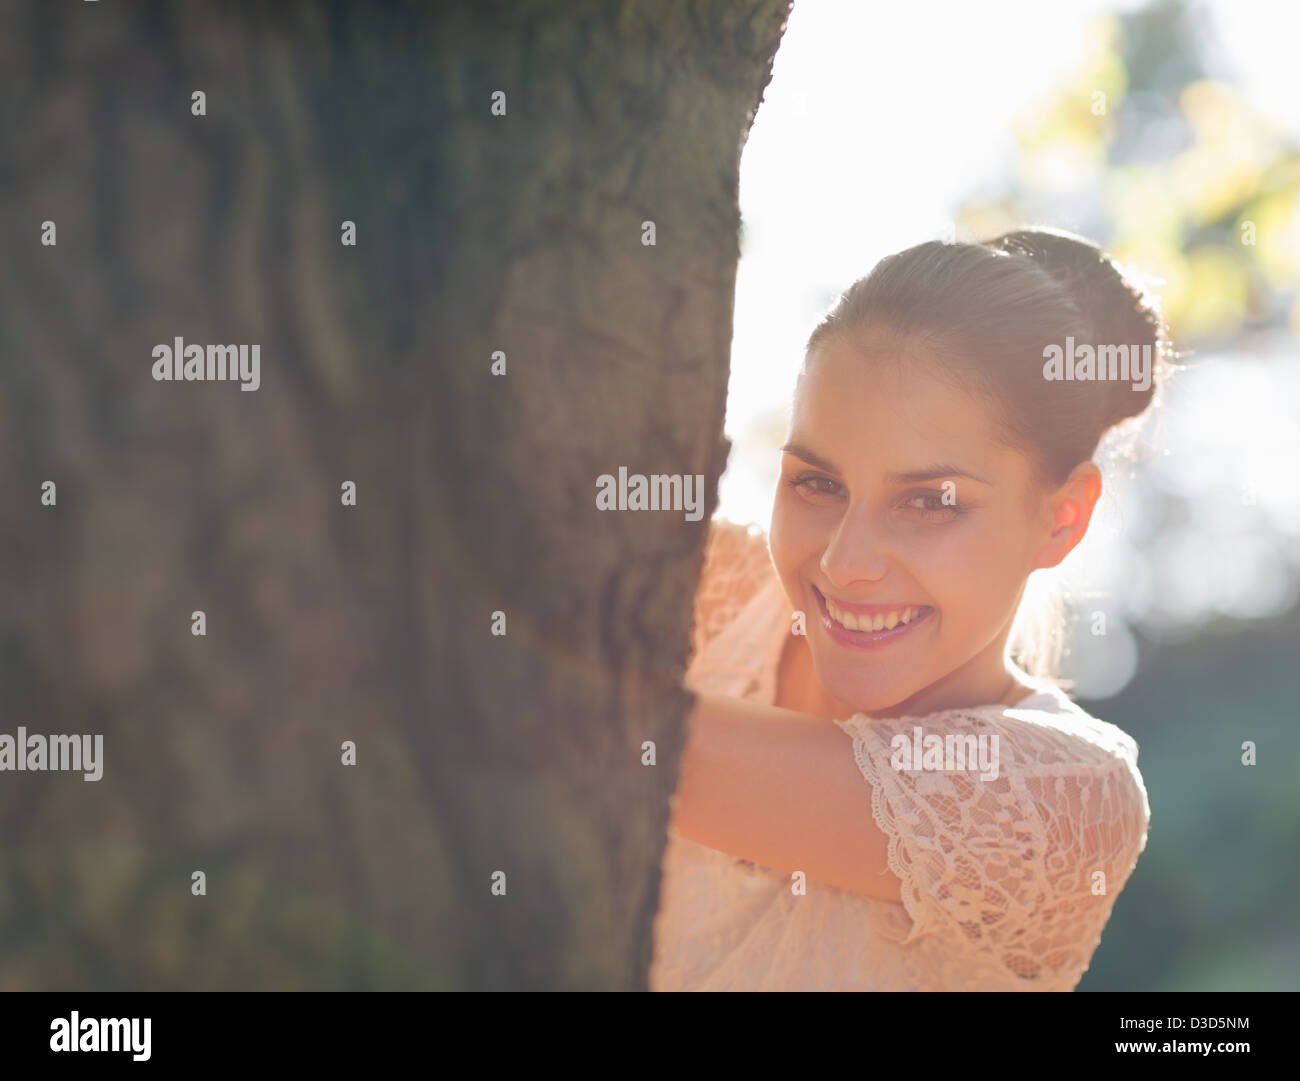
[0,0,789,989]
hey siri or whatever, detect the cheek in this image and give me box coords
[924,512,1031,620]
[769,488,818,568]
[767,505,798,602]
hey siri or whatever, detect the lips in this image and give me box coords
[812,585,934,649]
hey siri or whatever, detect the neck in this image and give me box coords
[779,635,1036,721]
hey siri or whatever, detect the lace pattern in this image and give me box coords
[834,705,1150,987]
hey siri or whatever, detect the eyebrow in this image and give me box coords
[780,442,992,485]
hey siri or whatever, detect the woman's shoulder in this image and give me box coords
[700,517,771,570]
[832,682,1149,985]
[1008,686,1144,779]
[835,681,1143,777]
[834,682,1150,887]
[690,518,779,655]
[1005,681,1142,768]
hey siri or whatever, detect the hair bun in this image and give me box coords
[985,227,1168,427]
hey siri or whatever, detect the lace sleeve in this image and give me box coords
[833,707,1151,990]
[690,518,775,661]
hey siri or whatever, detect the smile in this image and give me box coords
[812,586,935,649]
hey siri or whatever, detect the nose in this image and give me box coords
[819,501,890,591]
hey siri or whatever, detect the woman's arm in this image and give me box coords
[670,692,904,904]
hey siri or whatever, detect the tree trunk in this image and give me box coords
[0,0,789,990]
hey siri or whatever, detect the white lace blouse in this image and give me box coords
[649,520,1151,991]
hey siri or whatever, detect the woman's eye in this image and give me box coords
[788,474,843,499]
[902,491,960,518]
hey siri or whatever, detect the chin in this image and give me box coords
[816,658,916,716]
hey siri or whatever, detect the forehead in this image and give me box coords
[791,334,1015,474]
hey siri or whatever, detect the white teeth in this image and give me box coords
[825,599,926,633]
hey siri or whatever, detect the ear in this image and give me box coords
[1032,461,1102,570]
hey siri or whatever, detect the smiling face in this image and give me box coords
[769,332,1097,718]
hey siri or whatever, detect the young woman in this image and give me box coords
[649,228,1161,991]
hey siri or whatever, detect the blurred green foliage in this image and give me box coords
[958,0,1300,349]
